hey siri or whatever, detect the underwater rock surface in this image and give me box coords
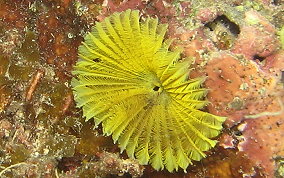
[0,0,283,177]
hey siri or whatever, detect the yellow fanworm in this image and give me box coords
[72,9,226,172]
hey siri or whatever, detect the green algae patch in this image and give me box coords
[43,133,77,157]
[8,62,34,81]
[17,30,40,63]
[9,145,31,165]
[75,121,115,155]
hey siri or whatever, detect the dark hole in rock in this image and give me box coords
[57,157,82,172]
[253,54,265,62]
[272,0,282,5]
[205,15,240,36]
[234,130,242,136]
[205,23,214,31]
[153,86,160,91]
[276,121,282,127]
[204,15,240,50]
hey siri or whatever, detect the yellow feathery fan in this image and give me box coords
[72,9,226,172]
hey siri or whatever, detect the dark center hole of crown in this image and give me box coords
[153,86,160,91]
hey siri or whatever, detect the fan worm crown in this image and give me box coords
[72,9,226,172]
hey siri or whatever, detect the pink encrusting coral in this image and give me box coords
[231,10,280,61]
[204,53,283,176]
[203,54,282,126]
[189,16,283,178]
[186,29,284,177]
[238,102,284,176]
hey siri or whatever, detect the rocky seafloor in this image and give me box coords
[0,0,283,177]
